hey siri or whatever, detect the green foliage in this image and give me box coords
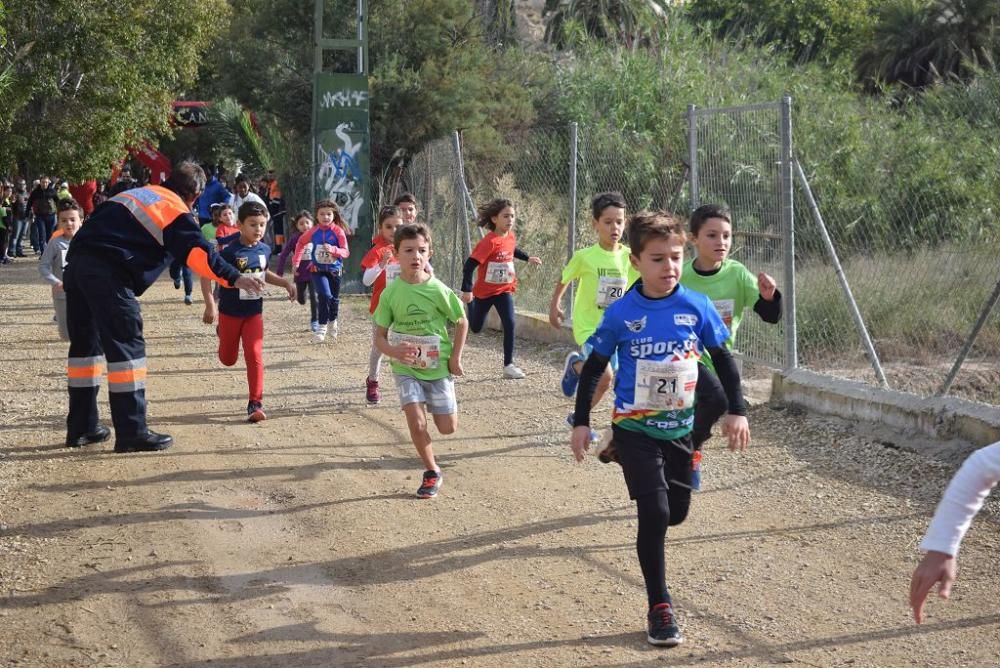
[543,0,670,50]
[855,0,1000,89]
[0,0,227,179]
[687,0,876,62]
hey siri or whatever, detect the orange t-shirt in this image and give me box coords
[360,237,399,313]
[215,224,240,241]
[471,231,518,299]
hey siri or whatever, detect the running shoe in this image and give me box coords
[416,469,442,499]
[365,377,380,405]
[561,351,584,397]
[183,295,193,305]
[503,364,526,379]
[647,603,683,647]
[329,319,339,338]
[310,321,320,333]
[173,278,181,289]
[566,413,600,443]
[313,325,327,343]
[247,401,267,423]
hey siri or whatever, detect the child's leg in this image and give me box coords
[692,364,728,450]
[402,402,437,471]
[217,313,242,366]
[54,296,69,341]
[496,292,516,366]
[168,258,181,284]
[311,272,332,324]
[368,325,383,381]
[241,313,264,403]
[467,296,492,334]
[307,282,317,322]
[182,266,193,297]
[295,280,307,306]
[635,489,672,608]
[328,270,342,322]
[427,376,458,435]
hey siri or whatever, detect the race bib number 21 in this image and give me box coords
[633,358,698,411]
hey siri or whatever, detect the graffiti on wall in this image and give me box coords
[314,74,370,236]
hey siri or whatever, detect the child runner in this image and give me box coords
[200,203,223,242]
[679,204,781,489]
[202,201,295,422]
[550,192,638,441]
[374,223,467,498]
[38,199,83,340]
[276,210,319,333]
[214,203,239,242]
[910,441,1000,624]
[360,205,404,404]
[292,199,349,342]
[460,198,541,379]
[393,192,419,224]
[570,210,750,647]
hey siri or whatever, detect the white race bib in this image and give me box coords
[633,358,698,411]
[384,263,401,286]
[297,243,313,267]
[387,331,441,369]
[713,299,735,328]
[596,275,627,308]
[239,271,265,300]
[315,244,338,264]
[485,261,515,284]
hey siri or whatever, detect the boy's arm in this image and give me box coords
[705,345,749,450]
[38,243,61,286]
[449,317,468,376]
[753,290,783,323]
[571,351,612,462]
[549,281,570,329]
[264,269,296,300]
[200,277,217,324]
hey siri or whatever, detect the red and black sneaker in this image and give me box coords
[247,401,267,423]
[416,469,442,499]
[647,602,683,647]
[365,377,380,405]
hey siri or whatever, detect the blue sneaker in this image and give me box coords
[310,321,320,333]
[561,351,584,397]
[566,413,600,443]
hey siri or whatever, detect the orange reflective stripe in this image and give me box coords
[109,186,192,245]
[67,365,103,379]
[106,368,147,384]
[187,246,228,285]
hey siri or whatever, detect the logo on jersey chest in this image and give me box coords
[628,335,697,359]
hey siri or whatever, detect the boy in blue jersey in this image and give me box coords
[203,201,296,421]
[570,211,750,648]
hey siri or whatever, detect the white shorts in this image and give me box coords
[394,374,457,415]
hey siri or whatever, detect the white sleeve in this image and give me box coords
[38,242,61,285]
[919,441,1000,556]
[362,266,383,287]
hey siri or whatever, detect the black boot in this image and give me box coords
[114,431,173,453]
[65,424,111,448]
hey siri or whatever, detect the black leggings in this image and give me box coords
[636,486,691,609]
[295,280,317,323]
[468,292,516,366]
[692,364,728,450]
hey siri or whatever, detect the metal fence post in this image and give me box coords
[794,160,888,387]
[937,277,1000,396]
[687,104,699,210]
[567,121,579,322]
[451,131,471,289]
[780,96,797,371]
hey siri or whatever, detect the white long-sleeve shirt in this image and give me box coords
[38,236,71,287]
[919,441,1000,556]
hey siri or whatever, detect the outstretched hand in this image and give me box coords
[910,551,956,624]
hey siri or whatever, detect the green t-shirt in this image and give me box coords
[561,243,640,345]
[680,258,759,371]
[372,274,465,381]
[201,223,217,242]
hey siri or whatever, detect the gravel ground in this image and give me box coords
[1,259,998,667]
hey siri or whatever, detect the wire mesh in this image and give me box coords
[690,103,786,369]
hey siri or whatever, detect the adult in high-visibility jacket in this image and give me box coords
[63,161,266,453]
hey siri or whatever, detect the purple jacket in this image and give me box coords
[276,232,313,284]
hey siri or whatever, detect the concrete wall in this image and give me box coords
[772,368,1000,450]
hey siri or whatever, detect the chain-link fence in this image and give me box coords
[403,101,1000,409]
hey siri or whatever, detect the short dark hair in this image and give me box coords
[476,198,514,230]
[393,223,432,251]
[689,204,732,235]
[238,201,268,222]
[56,198,84,215]
[627,210,687,256]
[591,191,626,219]
[393,192,419,207]
[164,161,206,201]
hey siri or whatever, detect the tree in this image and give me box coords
[0,0,227,179]
[543,0,671,50]
[855,0,1000,89]
[687,0,876,62]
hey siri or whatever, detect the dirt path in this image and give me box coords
[1,260,998,667]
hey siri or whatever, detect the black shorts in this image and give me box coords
[612,424,694,500]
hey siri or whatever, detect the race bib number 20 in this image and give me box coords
[596,275,627,308]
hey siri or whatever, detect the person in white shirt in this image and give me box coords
[910,441,1000,623]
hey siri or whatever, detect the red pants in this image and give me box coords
[218,313,264,402]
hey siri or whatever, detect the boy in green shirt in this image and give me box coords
[374,223,468,499]
[549,192,639,440]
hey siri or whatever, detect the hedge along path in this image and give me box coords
[0,260,998,667]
